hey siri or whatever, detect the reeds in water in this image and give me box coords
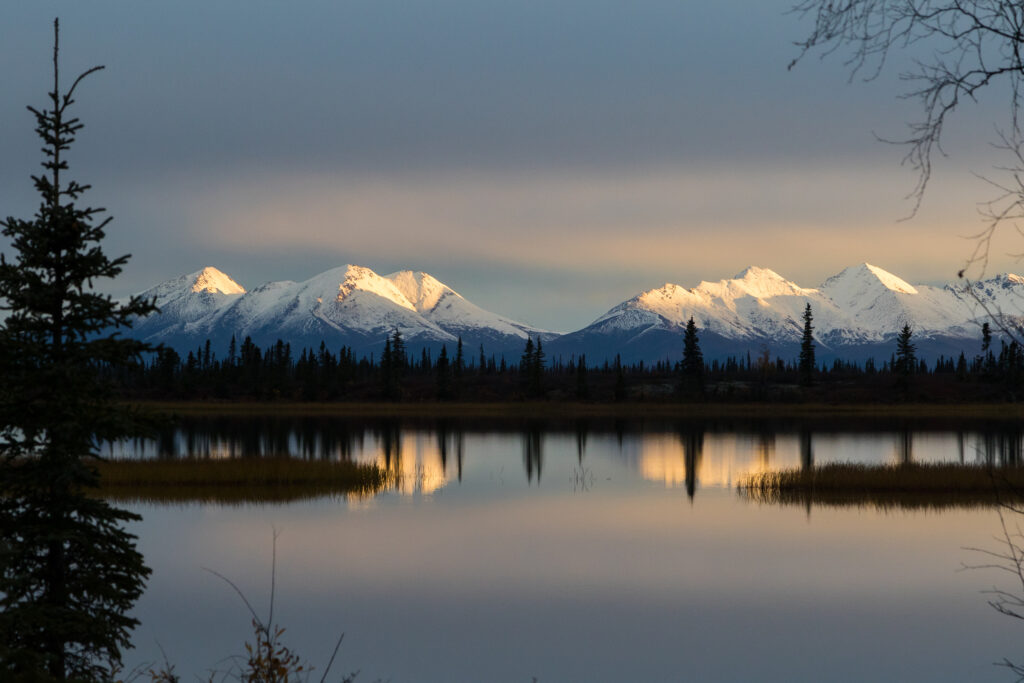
[738,463,1024,510]
[93,457,392,504]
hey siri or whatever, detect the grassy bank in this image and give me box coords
[738,463,1024,510]
[93,457,391,504]
[131,400,1024,421]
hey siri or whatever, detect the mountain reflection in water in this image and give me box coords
[113,415,1024,682]
[103,416,1024,504]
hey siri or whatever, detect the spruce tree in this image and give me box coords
[520,337,535,396]
[453,336,464,397]
[798,303,816,386]
[380,331,406,400]
[531,337,545,398]
[680,316,704,396]
[0,21,154,679]
[435,345,451,399]
[614,354,626,401]
[575,353,589,399]
[895,324,917,390]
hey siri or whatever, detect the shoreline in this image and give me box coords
[130,399,1024,420]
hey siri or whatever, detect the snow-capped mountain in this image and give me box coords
[128,261,1024,363]
[386,270,545,344]
[129,265,552,357]
[549,263,1024,363]
[128,267,247,338]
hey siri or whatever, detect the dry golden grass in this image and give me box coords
[738,463,1024,510]
[93,457,391,504]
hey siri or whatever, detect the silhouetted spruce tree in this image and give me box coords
[391,328,406,368]
[680,316,704,396]
[798,303,815,386]
[0,21,153,679]
[531,338,545,398]
[435,345,451,399]
[453,336,464,397]
[575,354,589,399]
[380,330,406,400]
[614,355,626,401]
[895,324,916,390]
[520,337,535,396]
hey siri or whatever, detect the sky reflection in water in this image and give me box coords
[122,421,1022,682]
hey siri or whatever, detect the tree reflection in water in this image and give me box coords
[523,428,543,484]
[100,417,1024,503]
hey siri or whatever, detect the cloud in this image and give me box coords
[175,164,991,278]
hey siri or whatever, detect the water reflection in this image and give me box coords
[979,431,1023,466]
[114,417,1024,682]
[106,417,1024,501]
[898,429,913,465]
[681,430,703,501]
[575,420,587,464]
[799,430,813,470]
[522,428,543,484]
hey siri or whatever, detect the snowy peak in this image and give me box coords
[687,266,809,302]
[732,265,786,283]
[816,262,945,333]
[822,263,918,297]
[582,261,999,347]
[140,266,246,302]
[129,263,549,355]
[386,270,460,314]
[330,265,416,312]
[190,267,246,295]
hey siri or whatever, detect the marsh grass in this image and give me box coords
[93,457,392,504]
[738,463,1024,510]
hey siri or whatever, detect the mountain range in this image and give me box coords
[127,263,1024,363]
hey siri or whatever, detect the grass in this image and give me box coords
[93,457,392,504]
[738,463,1024,510]
[131,399,1024,421]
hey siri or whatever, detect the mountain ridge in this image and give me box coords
[126,262,1024,362]
[128,264,555,358]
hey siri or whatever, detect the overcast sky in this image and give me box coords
[2,1,1021,331]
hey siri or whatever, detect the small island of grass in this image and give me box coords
[93,457,392,504]
[739,463,1024,510]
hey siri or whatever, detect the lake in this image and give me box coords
[115,416,1024,682]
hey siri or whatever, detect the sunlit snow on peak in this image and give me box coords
[733,265,785,282]
[332,265,417,312]
[386,270,460,314]
[823,262,918,295]
[190,267,246,295]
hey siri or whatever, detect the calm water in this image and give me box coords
[117,418,1024,682]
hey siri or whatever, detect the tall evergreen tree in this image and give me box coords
[0,22,153,679]
[435,345,451,399]
[895,324,917,390]
[379,331,406,400]
[614,354,626,401]
[520,336,535,395]
[798,303,816,386]
[680,316,704,396]
[455,336,464,378]
[575,353,589,400]
[531,338,545,397]
[453,336,464,397]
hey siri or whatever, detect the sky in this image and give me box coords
[2,1,1022,332]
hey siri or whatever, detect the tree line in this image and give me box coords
[111,309,1024,403]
